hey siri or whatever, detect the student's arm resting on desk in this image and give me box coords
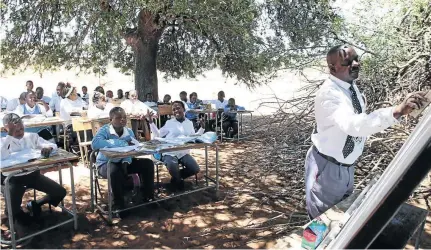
[317,88,399,137]
[32,133,58,154]
[91,127,130,150]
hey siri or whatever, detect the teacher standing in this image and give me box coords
[305,45,427,219]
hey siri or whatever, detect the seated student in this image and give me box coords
[88,92,115,119]
[26,80,34,92]
[59,86,88,122]
[179,91,189,112]
[49,82,66,114]
[215,91,228,109]
[14,92,54,140]
[106,90,114,103]
[1,96,8,111]
[144,93,158,108]
[115,89,126,102]
[186,92,204,130]
[120,90,157,115]
[222,98,245,138]
[162,94,171,104]
[35,87,51,105]
[0,114,66,233]
[92,107,155,212]
[6,92,27,112]
[147,101,204,191]
[94,86,105,95]
[81,86,90,105]
[124,91,130,100]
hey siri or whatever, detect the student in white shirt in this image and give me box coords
[35,87,51,105]
[14,92,54,140]
[305,45,428,219]
[106,90,114,103]
[0,113,66,232]
[115,89,126,102]
[6,92,27,112]
[179,91,190,112]
[81,86,90,105]
[215,91,228,109]
[49,82,66,113]
[1,96,8,110]
[146,101,205,191]
[120,90,157,115]
[144,93,158,108]
[88,92,115,119]
[25,80,34,92]
[59,86,87,122]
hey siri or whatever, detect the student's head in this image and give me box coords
[3,113,24,139]
[106,90,113,98]
[25,92,37,107]
[228,98,236,106]
[82,86,88,94]
[129,90,138,102]
[95,86,105,95]
[26,80,34,91]
[189,92,198,103]
[172,101,186,119]
[179,91,187,102]
[163,94,171,103]
[35,87,44,100]
[326,45,360,83]
[19,92,27,105]
[117,89,124,99]
[63,87,78,101]
[125,91,130,99]
[93,91,106,109]
[109,107,127,129]
[145,93,153,102]
[56,82,66,96]
[218,91,225,101]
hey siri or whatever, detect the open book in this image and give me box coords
[155,132,217,144]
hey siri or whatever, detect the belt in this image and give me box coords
[313,146,352,167]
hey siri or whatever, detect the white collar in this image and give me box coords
[109,124,129,138]
[25,103,36,110]
[329,75,355,90]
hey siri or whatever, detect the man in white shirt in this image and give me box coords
[1,113,66,231]
[6,92,27,112]
[305,45,428,219]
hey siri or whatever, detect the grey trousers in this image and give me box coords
[305,146,355,219]
[162,154,200,182]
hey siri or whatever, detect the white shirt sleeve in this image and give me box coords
[13,105,25,116]
[6,99,18,111]
[149,122,169,137]
[316,88,399,137]
[0,136,13,160]
[33,133,58,151]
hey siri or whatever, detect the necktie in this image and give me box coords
[342,86,362,158]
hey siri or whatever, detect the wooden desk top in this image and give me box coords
[100,143,217,160]
[0,149,79,173]
[1,117,66,131]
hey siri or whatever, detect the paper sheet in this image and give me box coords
[1,148,42,168]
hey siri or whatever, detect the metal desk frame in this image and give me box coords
[91,143,219,224]
[218,111,253,142]
[0,152,78,249]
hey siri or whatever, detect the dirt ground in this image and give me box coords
[0,127,430,249]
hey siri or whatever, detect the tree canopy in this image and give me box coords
[1,0,340,99]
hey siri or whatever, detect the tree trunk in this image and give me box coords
[134,38,158,102]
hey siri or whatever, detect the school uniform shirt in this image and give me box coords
[311,75,399,165]
[81,93,90,105]
[181,101,190,112]
[87,103,115,119]
[49,95,63,113]
[41,96,51,104]
[60,97,87,122]
[223,105,245,120]
[14,104,53,117]
[0,96,7,110]
[6,98,20,111]
[0,133,58,176]
[91,124,136,167]
[120,99,157,115]
[144,101,158,108]
[149,118,204,159]
[185,101,203,120]
[215,99,228,109]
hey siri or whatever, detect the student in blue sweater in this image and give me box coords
[92,107,155,212]
[223,98,245,138]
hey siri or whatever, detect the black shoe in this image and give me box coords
[26,201,42,218]
[112,203,129,219]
